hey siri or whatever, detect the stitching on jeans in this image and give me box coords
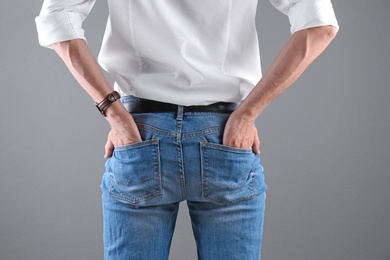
[182,126,224,139]
[137,123,176,137]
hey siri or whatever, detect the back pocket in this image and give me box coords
[200,142,258,205]
[108,138,162,204]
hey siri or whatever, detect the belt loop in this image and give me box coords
[176,105,184,121]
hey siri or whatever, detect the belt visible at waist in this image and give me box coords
[123,99,239,113]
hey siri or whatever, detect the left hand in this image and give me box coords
[222,111,260,154]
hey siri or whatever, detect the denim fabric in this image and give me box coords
[101,96,267,260]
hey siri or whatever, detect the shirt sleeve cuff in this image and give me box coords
[35,12,87,48]
[288,0,339,34]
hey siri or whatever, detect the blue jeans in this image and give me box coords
[101,96,267,260]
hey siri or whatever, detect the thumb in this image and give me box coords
[252,133,261,155]
[104,137,114,159]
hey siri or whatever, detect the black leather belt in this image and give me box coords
[124,99,239,113]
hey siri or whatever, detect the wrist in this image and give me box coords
[94,91,121,117]
[233,102,259,123]
[105,101,132,124]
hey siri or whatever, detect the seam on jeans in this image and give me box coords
[203,142,252,153]
[182,112,232,116]
[109,188,162,204]
[114,138,159,151]
[182,126,223,139]
[176,118,187,200]
[200,142,206,199]
[137,123,176,137]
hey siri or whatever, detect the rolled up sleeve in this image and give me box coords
[270,0,339,34]
[35,0,96,48]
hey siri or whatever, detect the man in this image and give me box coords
[36,0,338,259]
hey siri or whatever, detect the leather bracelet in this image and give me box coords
[94,91,121,117]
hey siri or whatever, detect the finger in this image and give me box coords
[252,133,261,155]
[104,137,114,159]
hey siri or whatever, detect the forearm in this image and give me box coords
[236,25,338,121]
[51,39,112,101]
[51,39,141,155]
[50,39,129,121]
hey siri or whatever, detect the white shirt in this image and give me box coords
[36,0,339,106]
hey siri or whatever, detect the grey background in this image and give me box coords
[1,0,389,259]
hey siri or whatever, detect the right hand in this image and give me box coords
[104,112,142,158]
[222,110,260,154]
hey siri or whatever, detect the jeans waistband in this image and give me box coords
[121,97,239,113]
